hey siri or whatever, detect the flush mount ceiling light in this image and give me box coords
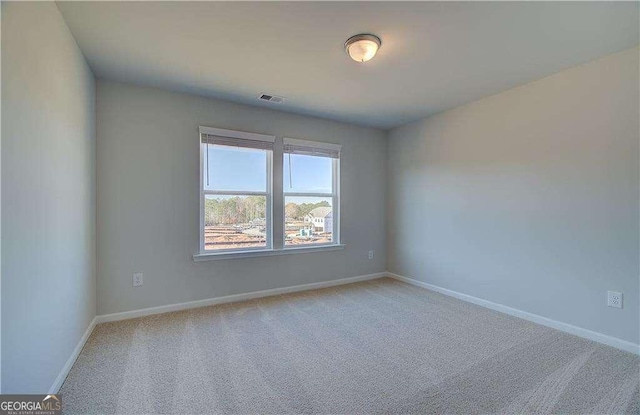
[344,34,381,63]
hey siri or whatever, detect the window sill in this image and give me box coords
[193,244,346,262]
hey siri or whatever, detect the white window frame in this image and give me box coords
[195,128,344,261]
[283,137,341,249]
[198,126,274,254]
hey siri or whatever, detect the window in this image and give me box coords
[200,127,274,252]
[198,127,341,258]
[283,138,340,247]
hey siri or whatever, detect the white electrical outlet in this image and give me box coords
[607,291,622,309]
[133,273,144,287]
[368,250,374,260]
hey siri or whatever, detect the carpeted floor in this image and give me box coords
[60,277,640,414]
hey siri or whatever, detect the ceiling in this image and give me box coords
[57,1,639,129]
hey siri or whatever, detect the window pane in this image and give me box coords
[284,196,333,246]
[204,195,267,250]
[204,145,267,192]
[283,153,332,194]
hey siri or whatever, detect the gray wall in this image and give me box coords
[387,47,639,344]
[1,2,96,392]
[96,81,386,315]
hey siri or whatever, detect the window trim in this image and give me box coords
[196,127,342,260]
[199,127,275,254]
[193,243,346,261]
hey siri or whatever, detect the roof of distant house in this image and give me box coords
[308,207,332,218]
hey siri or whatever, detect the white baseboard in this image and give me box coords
[387,272,640,356]
[96,272,387,324]
[50,271,638,394]
[49,316,97,394]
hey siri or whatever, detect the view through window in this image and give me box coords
[199,128,340,254]
[202,139,272,251]
[204,194,267,250]
[283,149,338,246]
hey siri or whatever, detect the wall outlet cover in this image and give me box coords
[133,273,144,287]
[607,291,622,309]
[368,250,374,259]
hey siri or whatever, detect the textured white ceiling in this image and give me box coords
[57,1,639,129]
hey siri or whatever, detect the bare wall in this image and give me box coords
[96,81,386,315]
[387,47,639,344]
[1,2,96,392]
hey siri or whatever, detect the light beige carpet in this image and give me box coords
[60,278,639,414]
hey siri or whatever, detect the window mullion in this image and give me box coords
[272,138,285,250]
[266,150,273,250]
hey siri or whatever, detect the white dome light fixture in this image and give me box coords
[344,34,381,63]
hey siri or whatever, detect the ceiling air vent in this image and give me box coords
[258,93,285,104]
